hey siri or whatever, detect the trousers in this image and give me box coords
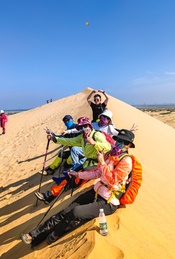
[29,188,118,246]
[70,146,86,166]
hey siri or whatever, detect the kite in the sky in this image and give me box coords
[85,22,89,26]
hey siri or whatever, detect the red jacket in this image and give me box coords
[0,113,8,127]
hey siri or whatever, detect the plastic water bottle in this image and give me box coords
[99,208,108,236]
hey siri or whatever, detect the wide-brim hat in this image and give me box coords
[76,116,93,130]
[98,109,113,120]
[113,129,135,148]
[0,110,4,114]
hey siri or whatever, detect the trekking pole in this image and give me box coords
[70,176,75,197]
[37,183,66,226]
[35,138,50,207]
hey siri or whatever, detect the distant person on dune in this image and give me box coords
[0,110,8,134]
[87,89,109,122]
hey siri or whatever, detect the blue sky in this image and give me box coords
[1,0,175,109]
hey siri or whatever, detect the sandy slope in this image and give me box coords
[144,110,175,129]
[0,88,175,259]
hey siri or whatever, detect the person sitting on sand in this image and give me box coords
[34,116,111,204]
[20,129,135,246]
[45,114,85,175]
[60,109,137,138]
[87,89,109,122]
[47,116,111,171]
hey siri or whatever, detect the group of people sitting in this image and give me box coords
[20,89,137,247]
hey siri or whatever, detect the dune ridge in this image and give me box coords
[0,88,175,259]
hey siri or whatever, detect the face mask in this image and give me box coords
[111,142,124,156]
[98,116,109,127]
[65,120,74,129]
[82,126,91,138]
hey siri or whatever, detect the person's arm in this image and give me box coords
[87,90,97,105]
[98,90,109,105]
[54,134,82,147]
[108,125,119,136]
[69,166,101,180]
[61,128,80,135]
[87,131,111,153]
[47,131,82,146]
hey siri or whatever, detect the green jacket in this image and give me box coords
[55,129,111,169]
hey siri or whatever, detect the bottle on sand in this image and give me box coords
[99,208,108,236]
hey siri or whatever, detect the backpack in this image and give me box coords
[92,130,116,148]
[119,154,142,204]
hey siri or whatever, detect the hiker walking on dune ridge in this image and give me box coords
[20,129,136,246]
[87,89,109,122]
[0,110,8,134]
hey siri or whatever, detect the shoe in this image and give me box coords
[35,191,45,201]
[34,192,49,205]
[47,232,59,245]
[45,167,55,175]
[20,233,32,245]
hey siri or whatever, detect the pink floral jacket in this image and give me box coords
[78,154,132,205]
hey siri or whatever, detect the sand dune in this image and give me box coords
[0,88,175,259]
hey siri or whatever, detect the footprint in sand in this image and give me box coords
[48,220,95,259]
[5,194,12,199]
[111,214,120,231]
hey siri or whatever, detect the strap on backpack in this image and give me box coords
[94,152,131,204]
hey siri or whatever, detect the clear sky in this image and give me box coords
[1,0,175,109]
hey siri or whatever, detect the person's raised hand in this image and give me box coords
[130,123,138,132]
[86,135,96,145]
[44,127,53,140]
[68,171,78,178]
[96,149,105,165]
[98,89,105,94]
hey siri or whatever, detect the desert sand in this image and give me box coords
[147,111,175,129]
[0,88,175,259]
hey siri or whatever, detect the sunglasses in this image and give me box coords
[77,124,90,130]
[94,98,100,101]
[123,140,130,145]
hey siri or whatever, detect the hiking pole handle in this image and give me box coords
[46,138,50,150]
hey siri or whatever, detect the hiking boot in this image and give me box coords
[34,192,49,205]
[20,233,32,245]
[44,167,55,175]
[47,232,59,245]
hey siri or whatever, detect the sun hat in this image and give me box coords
[0,110,4,114]
[62,115,73,121]
[98,109,113,120]
[77,116,92,129]
[114,129,135,148]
